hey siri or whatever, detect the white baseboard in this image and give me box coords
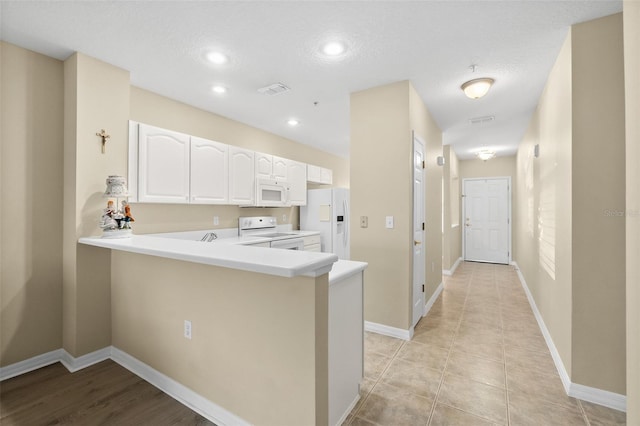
[60,347,112,373]
[512,262,627,413]
[443,257,462,276]
[1,346,249,425]
[0,349,63,381]
[424,282,444,317]
[111,347,249,426]
[365,321,412,341]
[334,394,360,426]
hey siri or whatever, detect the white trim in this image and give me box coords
[1,347,250,424]
[111,347,250,426]
[570,383,627,412]
[512,262,627,413]
[443,257,462,276]
[60,347,112,373]
[334,394,360,426]
[365,321,412,341]
[424,282,444,316]
[0,349,63,381]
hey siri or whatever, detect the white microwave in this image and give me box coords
[255,178,290,207]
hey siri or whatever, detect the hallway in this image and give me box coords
[346,262,626,425]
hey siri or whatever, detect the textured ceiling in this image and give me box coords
[1,1,622,159]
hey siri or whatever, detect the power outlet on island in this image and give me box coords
[213,216,219,226]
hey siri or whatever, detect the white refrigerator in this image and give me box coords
[300,188,350,259]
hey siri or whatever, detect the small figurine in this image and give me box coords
[99,200,118,230]
[121,200,135,229]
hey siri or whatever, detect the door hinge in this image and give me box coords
[422,284,425,292]
[422,222,425,231]
[422,160,425,169]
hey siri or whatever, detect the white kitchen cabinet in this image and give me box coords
[320,167,333,185]
[302,234,321,252]
[307,164,333,185]
[229,146,255,205]
[287,160,307,206]
[138,123,190,203]
[190,136,228,204]
[256,152,288,180]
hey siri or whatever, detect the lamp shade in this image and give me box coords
[104,175,129,197]
[461,78,495,99]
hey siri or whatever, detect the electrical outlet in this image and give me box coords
[184,320,192,340]
[213,216,219,226]
[385,216,394,229]
[282,214,287,222]
[360,216,368,228]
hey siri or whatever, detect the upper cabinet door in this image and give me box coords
[272,156,288,181]
[287,160,307,206]
[190,137,229,204]
[229,146,255,205]
[255,152,273,180]
[138,123,190,203]
[307,164,333,185]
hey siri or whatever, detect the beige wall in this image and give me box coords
[63,53,130,357]
[111,251,329,425]
[459,155,516,180]
[351,81,412,330]
[0,42,64,366]
[350,80,442,331]
[571,13,626,394]
[129,87,348,234]
[516,32,574,378]
[442,146,461,271]
[515,13,626,395]
[624,1,640,422]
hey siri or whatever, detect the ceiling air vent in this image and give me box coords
[469,115,495,125]
[257,83,291,95]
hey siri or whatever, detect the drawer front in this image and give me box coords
[303,234,321,246]
[304,244,321,252]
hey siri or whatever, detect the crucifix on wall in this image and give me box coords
[96,129,110,154]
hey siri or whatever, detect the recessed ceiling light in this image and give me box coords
[212,85,227,94]
[206,51,228,65]
[287,119,299,126]
[321,41,346,56]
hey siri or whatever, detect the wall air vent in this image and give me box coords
[257,83,291,95]
[469,115,495,125]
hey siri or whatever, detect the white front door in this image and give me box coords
[412,135,425,327]
[463,178,511,264]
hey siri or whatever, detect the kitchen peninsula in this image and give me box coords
[79,234,366,426]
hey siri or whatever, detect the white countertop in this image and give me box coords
[79,233,338,278]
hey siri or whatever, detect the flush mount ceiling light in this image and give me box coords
[206,51,228,65]
[476,149,496,161]
[287,118,300,127]
[321,41,346,57]
[461,78,495,99]
[212,85,227,94]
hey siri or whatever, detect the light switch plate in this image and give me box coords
[360,216,368,228]
[385,216,394,229]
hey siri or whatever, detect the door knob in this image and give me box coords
[414,240,421,245]
[465,223,471,227]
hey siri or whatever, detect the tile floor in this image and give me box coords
[344,262,626,425]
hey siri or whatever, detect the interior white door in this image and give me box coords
[463,178,510,264]
[412,136,425,327]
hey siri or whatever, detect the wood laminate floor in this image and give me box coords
[0,360,215,426]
